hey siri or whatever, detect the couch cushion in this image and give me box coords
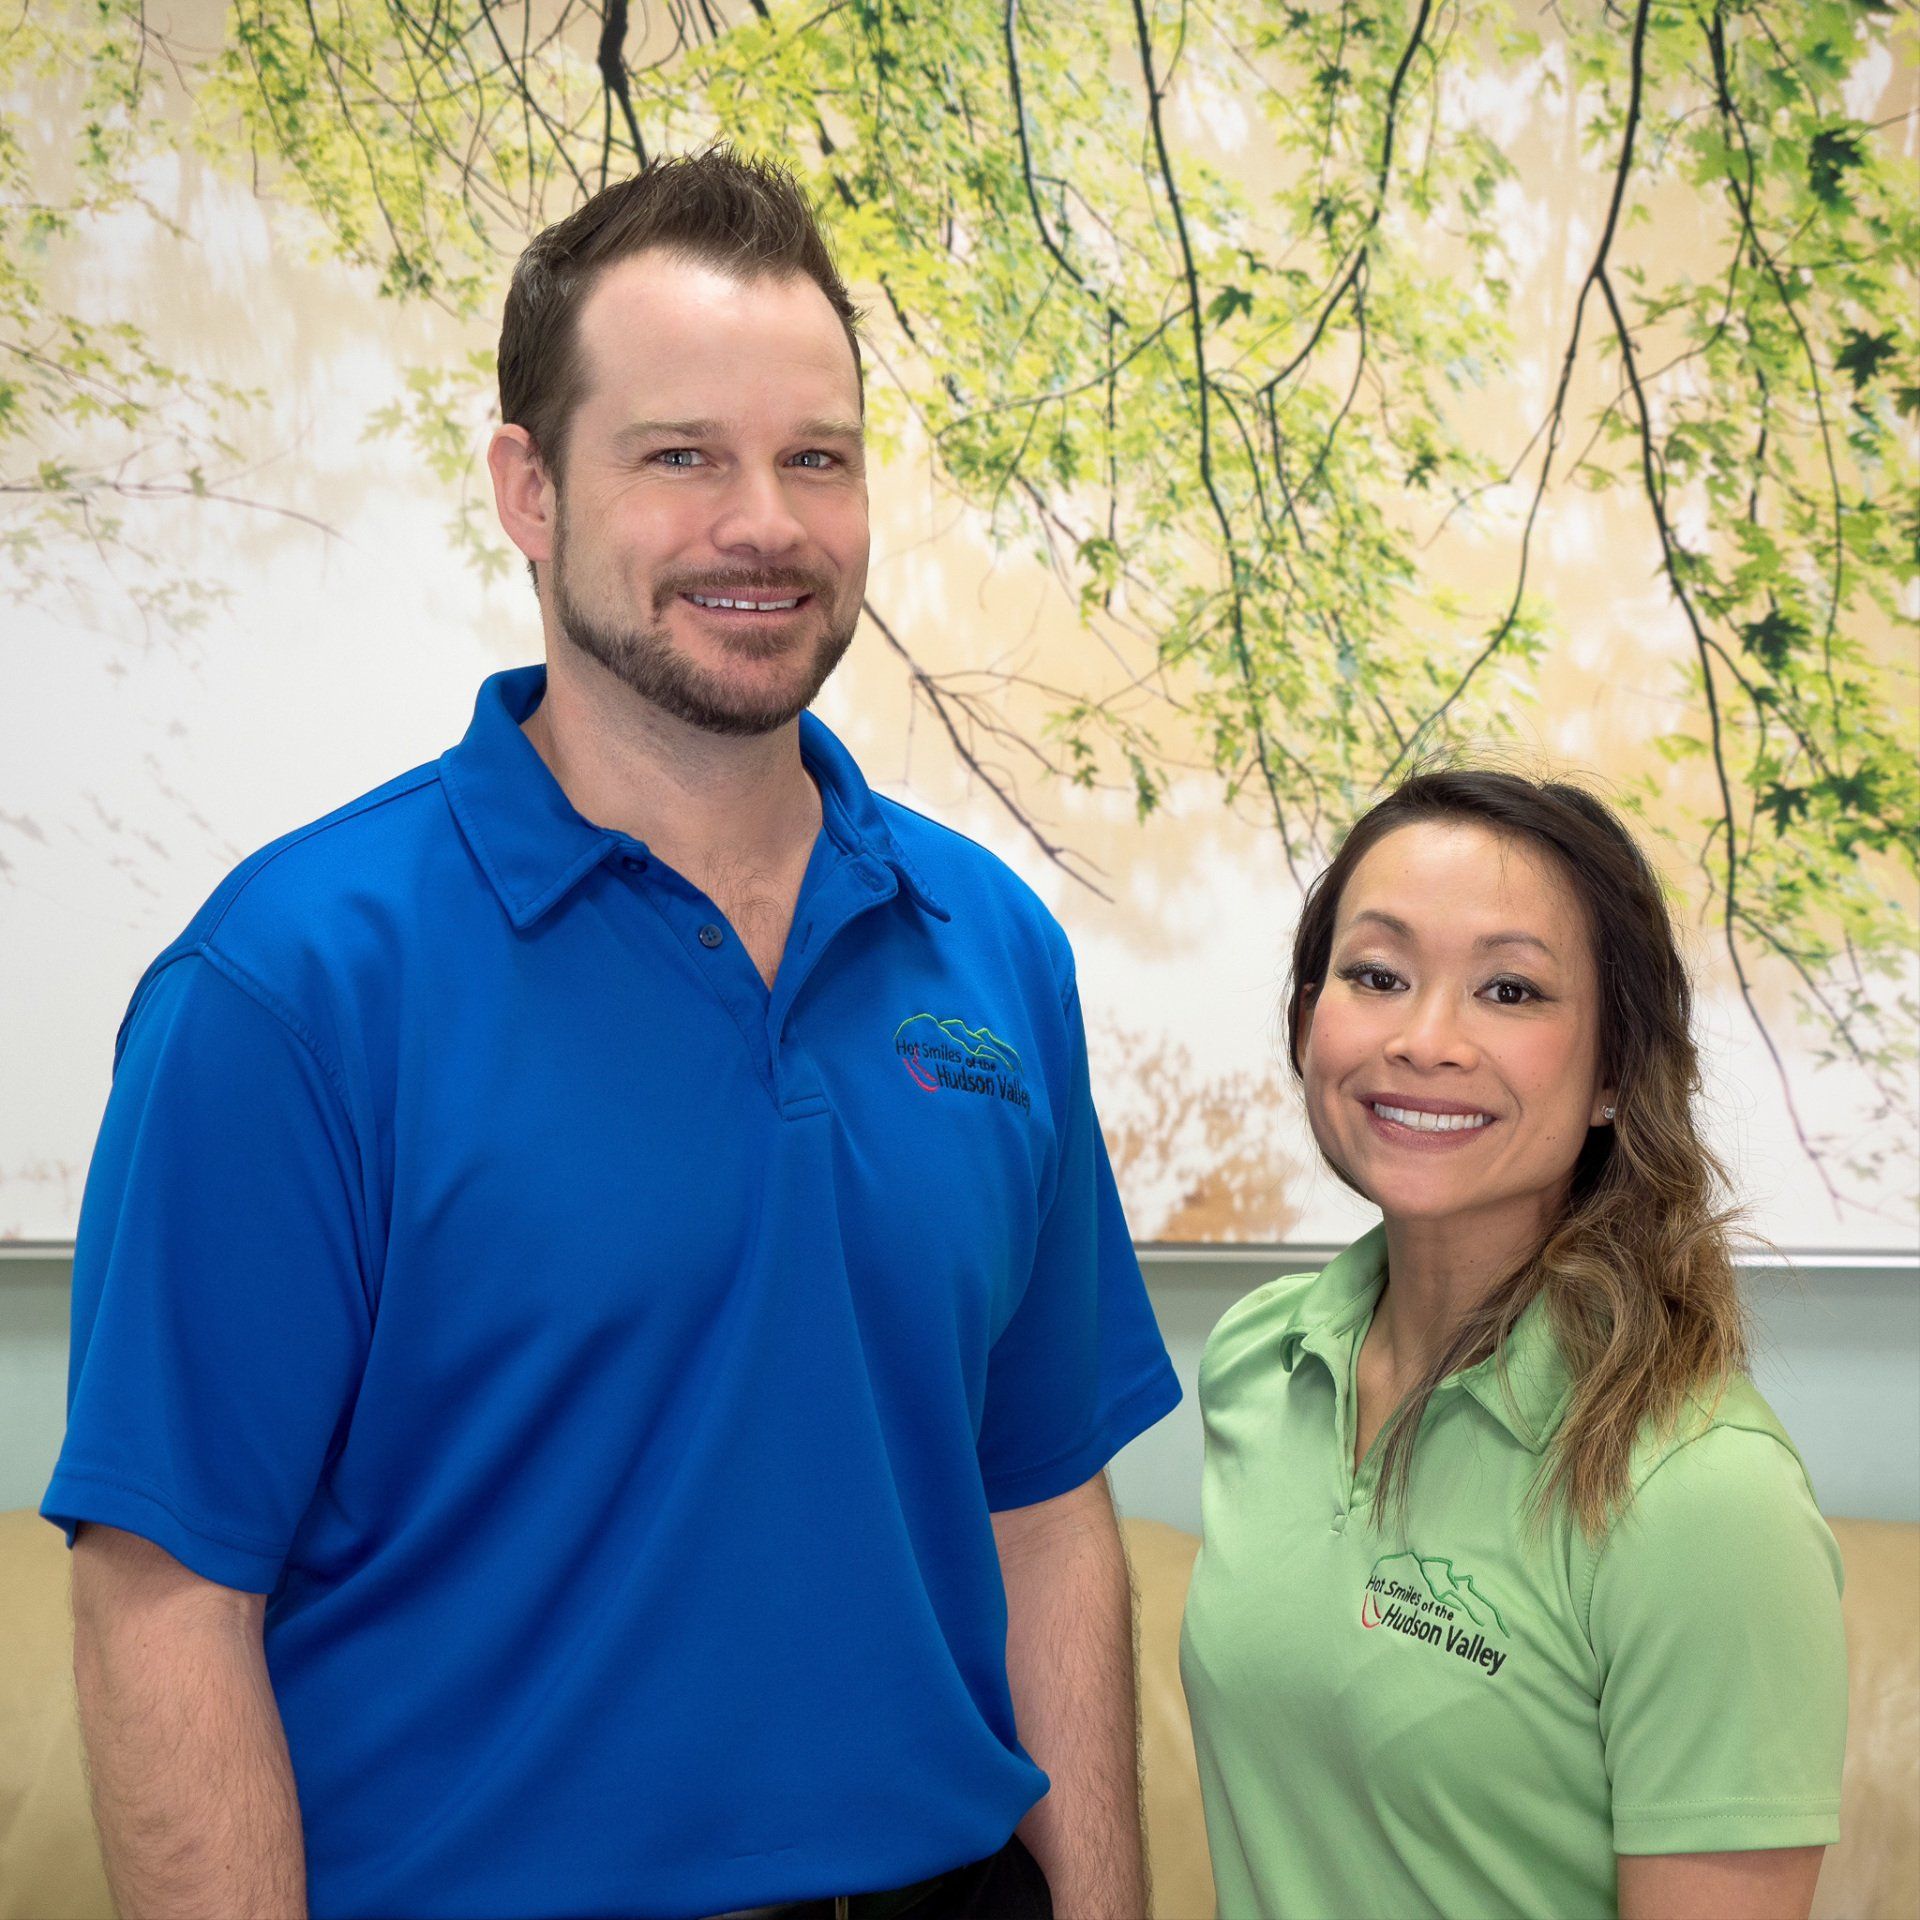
[0,1510,112,1919]
[1813,1518,1920,1920]
[1126,1519,1214,1920]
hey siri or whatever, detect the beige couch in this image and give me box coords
[3,1512,1913,1919]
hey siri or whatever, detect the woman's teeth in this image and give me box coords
[1372,1103,1492,1133]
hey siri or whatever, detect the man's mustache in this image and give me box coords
[653,569,834,608]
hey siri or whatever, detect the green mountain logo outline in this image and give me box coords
[1368,1552,1508,1638]
[892,1013,1024,1074]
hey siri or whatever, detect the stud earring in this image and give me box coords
[1603,1105,1617,1121]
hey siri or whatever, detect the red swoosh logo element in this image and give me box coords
[1361,1593,1383,1629]
[902,1045,938,1092]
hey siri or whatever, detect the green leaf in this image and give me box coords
[1741,608,1806,673]
[1206,285,1253,329]
[1808,127,1865,207]
[1835,328,1896,391]
[1762,784,1812,832]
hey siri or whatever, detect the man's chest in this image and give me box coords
[360,897,1063,1399]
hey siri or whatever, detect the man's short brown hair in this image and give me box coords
[497,146,862,481]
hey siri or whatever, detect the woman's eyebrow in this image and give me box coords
[1345,908,1414,940]
[1343,910,1556,960]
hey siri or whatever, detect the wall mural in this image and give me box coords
[3,0,1914,1248]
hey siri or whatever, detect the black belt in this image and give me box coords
[705,1851,983,1920]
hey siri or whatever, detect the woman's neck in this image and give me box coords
[1374,1203,1554,1379]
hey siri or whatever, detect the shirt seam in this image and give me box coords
[1577,1419,1811,1641]
[198,767,441,948]
[1614,1795,1841,1815]
[982,1364,1176,1498]
[1620,1789,1843,1804]
[191,943,358,1119]
[48,1461,289,1559]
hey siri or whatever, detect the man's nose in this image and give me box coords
[711,467,807,556]
[1387,987,1477,1071]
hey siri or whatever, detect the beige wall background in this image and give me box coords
[3,1,1914,1247]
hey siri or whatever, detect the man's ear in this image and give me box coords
[487,425,556,571]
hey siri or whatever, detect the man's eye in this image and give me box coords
[656,449,704,467]
[791,450,834,469]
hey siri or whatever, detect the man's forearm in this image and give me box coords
[994,1475,1147,1920]
[73,1530,306,1918]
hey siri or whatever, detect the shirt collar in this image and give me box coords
[1278,1224,1391,1375]
[795,709,949,922]
[439,666,949,930]
[1279,1223,1574,1454]
[1457,1289,1574,1454]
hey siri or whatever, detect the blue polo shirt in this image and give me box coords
[44,665,1180,1920]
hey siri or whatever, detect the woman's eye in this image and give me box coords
[1340,964,1401,993]
[1487,978,1537,1006]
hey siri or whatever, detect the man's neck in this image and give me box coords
[522,646,820,885]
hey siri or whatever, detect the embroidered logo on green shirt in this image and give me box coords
[1361,1553,1510,1678]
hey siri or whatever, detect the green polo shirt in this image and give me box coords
[1179,1227,1846,1920]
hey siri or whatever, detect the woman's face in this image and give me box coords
[1299,819,1613,1249]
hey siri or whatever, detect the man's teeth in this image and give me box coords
[1373,1103,1492,1133]
[689,593,802,610]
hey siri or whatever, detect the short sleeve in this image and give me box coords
[41,950,374,1593]
[975,972,1180,1509]
[1589,1422,1847,1855]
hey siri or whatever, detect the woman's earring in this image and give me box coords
[1603,1105,1617,1122]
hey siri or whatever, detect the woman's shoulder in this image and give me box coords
[1593,1376,1837,1588]
[1198,1229,1388,1401]
[1626,1375,1816,1509]
[1200,1267,1325,1387]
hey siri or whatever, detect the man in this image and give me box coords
[44,150,1180,1920]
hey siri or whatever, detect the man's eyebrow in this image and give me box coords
[612,419,720,447]
[611,416,865,448]
[794,417,866,443]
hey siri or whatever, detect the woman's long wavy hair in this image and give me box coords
[1286,769,1749,1540]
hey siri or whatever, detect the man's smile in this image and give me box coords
[683,591,809,612]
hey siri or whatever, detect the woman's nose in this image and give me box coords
[1388,989,1477,1071]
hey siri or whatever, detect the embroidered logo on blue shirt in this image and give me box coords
[894,1013,1032,1113]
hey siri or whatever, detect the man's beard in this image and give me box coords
[548,508,857,738]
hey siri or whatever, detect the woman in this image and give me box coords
[1179,770,1847,1920]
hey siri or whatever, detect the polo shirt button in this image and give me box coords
[1330,1509,1346,1534]
[697,924,724,949]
